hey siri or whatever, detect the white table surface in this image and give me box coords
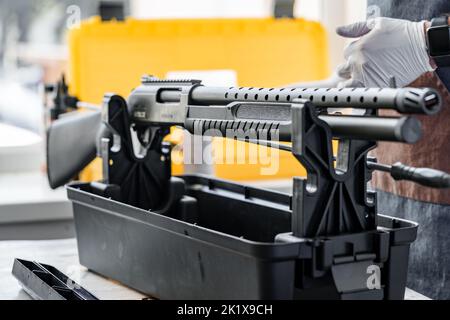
[0,172,72,225]
[0,239,429,300]
[0,239,147,300]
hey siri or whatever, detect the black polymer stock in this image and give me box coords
[46,75,444,299]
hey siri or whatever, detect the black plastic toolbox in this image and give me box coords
[67,175,417,300]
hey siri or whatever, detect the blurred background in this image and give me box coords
[0,0,367,240]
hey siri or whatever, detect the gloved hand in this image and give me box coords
[336,17,434,88]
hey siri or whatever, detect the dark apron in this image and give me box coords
[367,0,450,299]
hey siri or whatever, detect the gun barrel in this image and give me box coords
[159,86,441,115]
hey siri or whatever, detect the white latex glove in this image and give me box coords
[336,17,434,88]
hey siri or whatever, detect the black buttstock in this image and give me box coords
[47,110,102,189]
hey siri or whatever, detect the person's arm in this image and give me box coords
[335,16,450,90]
